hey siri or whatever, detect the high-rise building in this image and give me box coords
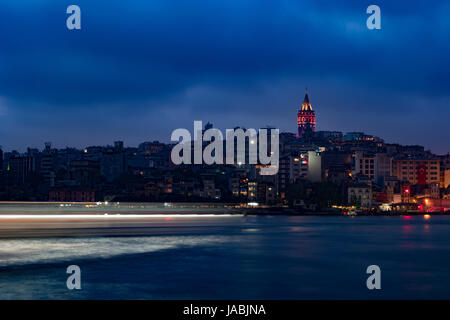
[297,89,316,139]
[278,153,309,191]
[392,158,440,185]
[41,142,57,187]
[354,152,393,184]
[8,154,39,183]
[101,142,127,182]
[70,159,101,187]
[374,153,393,184]
[354,151,375,180]
[307,150,322,182]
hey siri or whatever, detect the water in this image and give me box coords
[1,215,449,299]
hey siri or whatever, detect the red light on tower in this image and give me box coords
[404,188,410,194]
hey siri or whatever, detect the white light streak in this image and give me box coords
[0,214,239,219]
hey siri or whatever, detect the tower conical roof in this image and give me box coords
[301,89,313,111]
[303,90,310,104]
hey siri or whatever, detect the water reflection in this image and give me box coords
[1,215,450,299]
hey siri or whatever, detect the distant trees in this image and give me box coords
[286,180,342,209]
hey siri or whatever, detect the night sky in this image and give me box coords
[0,0,449,153]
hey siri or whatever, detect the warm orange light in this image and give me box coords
[424,214,431,220]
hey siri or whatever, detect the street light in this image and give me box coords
[404,188,410,203]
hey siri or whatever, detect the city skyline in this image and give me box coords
[2,0,450,305]
[1,0,449,154]
[1,89,447,155]
[1,109,448,155]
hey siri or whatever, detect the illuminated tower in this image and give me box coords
[297,89,316,139]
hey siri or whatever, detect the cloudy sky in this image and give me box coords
[0,0,449,153]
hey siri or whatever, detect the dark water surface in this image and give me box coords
[1,215,449,299]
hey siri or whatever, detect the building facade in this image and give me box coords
[392,158,440,185]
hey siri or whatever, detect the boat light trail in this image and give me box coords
[0,214,240,219]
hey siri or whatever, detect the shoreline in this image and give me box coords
[0,201,446,218]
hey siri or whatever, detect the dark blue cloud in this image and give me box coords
[0,0,449,153]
